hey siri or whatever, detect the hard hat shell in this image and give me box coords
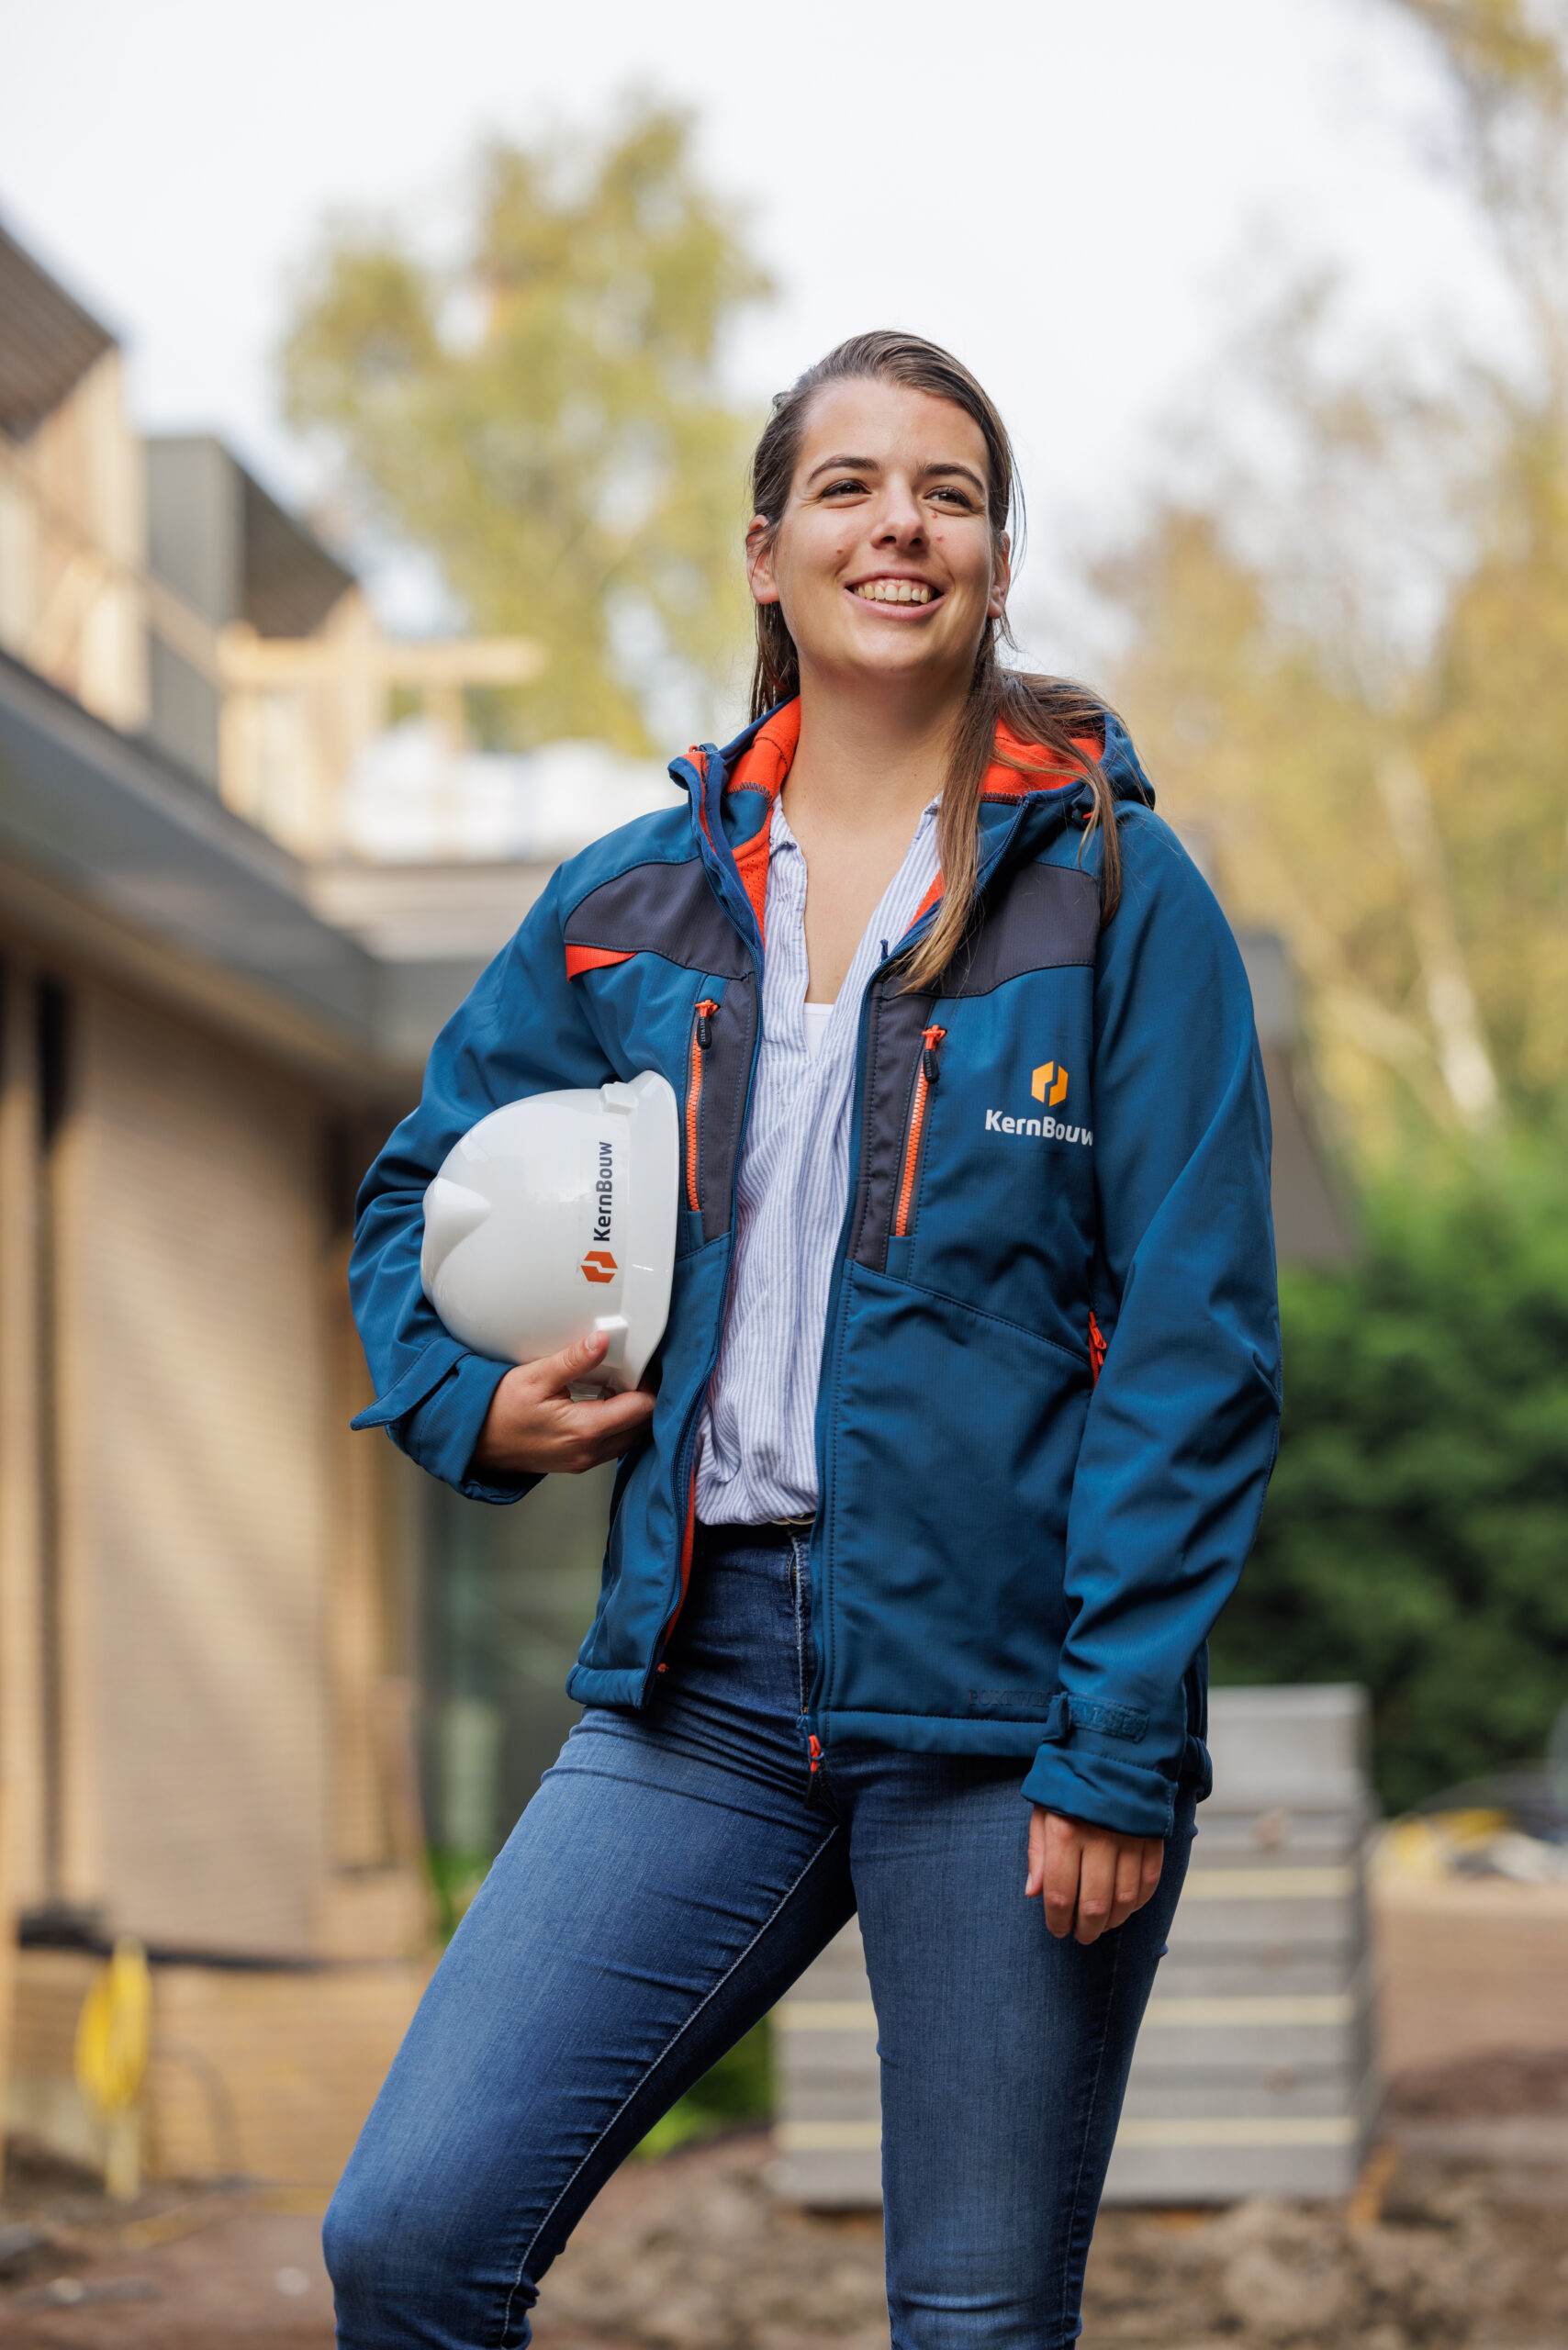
[420,1069,679,1393]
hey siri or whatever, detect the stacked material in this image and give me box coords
[769,1684,1377,2208]
[1103,1684,1377,2201]
[768,1913,881,2209]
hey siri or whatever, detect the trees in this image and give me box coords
[1216,1157,1568,1812]
[1097,4,1568,1163]
[1091,5,1568,1797]
[281,103,772,751]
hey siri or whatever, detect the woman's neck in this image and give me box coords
[778,666,969,1004]
[780,665,963,841]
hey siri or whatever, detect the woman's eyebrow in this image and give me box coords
[803,452,879,485]
[923,461,987,495]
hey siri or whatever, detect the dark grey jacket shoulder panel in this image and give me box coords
[946,862,1099,997]
[563,856,752,982]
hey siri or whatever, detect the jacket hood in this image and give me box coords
[671,695,1154,819]
[667,695,1154,956]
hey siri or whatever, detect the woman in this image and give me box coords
[329,330,1282,2348]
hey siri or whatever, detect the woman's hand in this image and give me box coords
[1025,1806,1164,1944]
[470,1330,656,1478]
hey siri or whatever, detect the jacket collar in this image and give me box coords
[669,696,1152,956]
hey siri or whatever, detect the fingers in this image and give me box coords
[1073,1834,1118,1944]
[1040,1812,1082,1941]
[529,1384,655,1473]
[1025,1806,1049,1899]
[1028,1811,1168,1945]
[1108,1838,1147,1931]
[562,1387,655,1468]
[471,1345,656,1477]
[524,1328,612,1398]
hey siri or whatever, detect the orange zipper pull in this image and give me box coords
[685,999,720,1211]
[893,1025,947,1239]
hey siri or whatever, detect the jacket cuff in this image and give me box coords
[1020,1743,1180,1840]
[375,1348,539,1505]
[351,1334,468,1430]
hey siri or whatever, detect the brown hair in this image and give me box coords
[746,330,1126,989]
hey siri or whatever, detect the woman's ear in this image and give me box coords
[746,516,780,607]
[988,530,1012,622]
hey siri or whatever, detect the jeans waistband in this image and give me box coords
[694,1515,814,1553]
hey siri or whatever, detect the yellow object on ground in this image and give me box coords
[74,1938,151,2199]
[1370,1810,1510,1886]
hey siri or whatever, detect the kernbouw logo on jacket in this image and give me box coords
[984,1058,1092,1147]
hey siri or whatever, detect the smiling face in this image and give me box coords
[746,375,1009,708]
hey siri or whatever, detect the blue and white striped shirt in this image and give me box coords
[696,792,941,1523]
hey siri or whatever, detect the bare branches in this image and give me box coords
[1383,0,1568,402]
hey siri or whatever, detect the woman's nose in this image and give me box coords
[872,485,925,544]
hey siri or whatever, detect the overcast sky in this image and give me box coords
[1,0,1510,646]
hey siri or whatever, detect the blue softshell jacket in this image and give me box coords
[349,699,1282,1838]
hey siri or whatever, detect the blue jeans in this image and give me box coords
[325,1525,1195,2348]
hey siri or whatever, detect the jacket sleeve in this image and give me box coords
[1020,812,1283,1837]
[348,867,615,1503]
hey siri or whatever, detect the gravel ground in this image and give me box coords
[0,2175,334,2346]
[526,2132,1568,2350]
[2,2079,1566,2347]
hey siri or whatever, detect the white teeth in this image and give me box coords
[855,580,933,604]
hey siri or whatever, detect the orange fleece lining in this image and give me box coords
[713,701,1100,946]
[725,702,801,943]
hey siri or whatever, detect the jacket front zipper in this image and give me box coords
[893,1024,946,1238]
[684,997,719,1211]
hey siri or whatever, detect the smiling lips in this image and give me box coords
[851,578,938,605]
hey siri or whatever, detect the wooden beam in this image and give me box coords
[0,963,47,1906]
[217,629,545,689]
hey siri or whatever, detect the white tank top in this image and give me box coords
[801,1000,835,1062]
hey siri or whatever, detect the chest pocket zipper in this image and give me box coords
[685,997,719,1212]
[893,1024,946,1239]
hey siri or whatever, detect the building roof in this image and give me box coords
[0,218,116,438]
[242,460,357,636]
[0,643,389,1086]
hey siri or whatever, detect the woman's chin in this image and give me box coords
[806,625,973,696]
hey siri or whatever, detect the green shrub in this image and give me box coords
[1213,1151,1568,1813]
[635,2020,774,2157]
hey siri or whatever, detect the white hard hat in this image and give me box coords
[420,1069,679,1393]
